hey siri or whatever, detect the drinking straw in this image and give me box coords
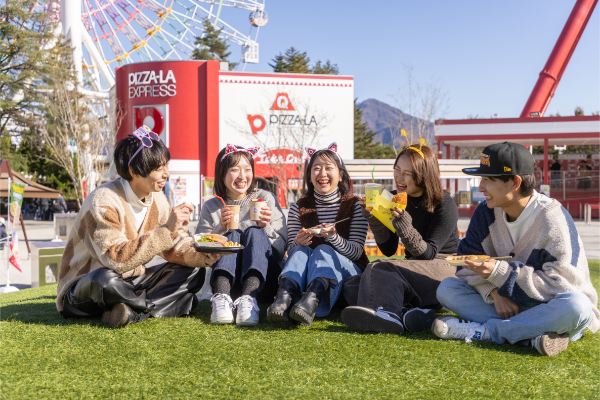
[371,166,375,183]
[214,195,226,207]
[252,182,258,200]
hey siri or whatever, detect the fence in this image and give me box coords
[538,170,599,200]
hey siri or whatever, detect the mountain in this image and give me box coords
[357,98,435,148]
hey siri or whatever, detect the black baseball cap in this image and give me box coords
[462,142,534,177]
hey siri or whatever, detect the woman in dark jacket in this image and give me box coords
[341,144,460,335]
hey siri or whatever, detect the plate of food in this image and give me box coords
[192,234,245,254]
[445,255,513,266]
[304,217,351,234]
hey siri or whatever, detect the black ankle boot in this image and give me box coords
[267,277,300,323]
[289,278,327,327]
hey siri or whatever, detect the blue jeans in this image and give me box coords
[437,278,594,345]
[210,226,280,302]
[280,244,362,317]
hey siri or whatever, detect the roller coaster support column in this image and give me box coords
[520,0,598,118]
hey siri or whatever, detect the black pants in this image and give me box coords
[342,255,457,316]
[61,263,206,319]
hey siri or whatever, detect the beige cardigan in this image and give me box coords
[56,179,210,312]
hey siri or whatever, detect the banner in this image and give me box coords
[9,183,24,229]
[8,183,24,272]
[8,232,22,272]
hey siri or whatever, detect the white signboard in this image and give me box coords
[558,153,586,160]
[219,73,355,159]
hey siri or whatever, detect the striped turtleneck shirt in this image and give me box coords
[287,188,369,261]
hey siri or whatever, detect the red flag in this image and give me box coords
[9,232,22,273]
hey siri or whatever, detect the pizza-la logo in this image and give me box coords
[270,93,295,111]
[480,153,490,167]
[247,92,317,135]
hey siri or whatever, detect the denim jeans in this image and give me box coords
[437,278,594,345]
[210,226,281,302]
[280,244,362,317]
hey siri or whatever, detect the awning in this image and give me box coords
[343,159,478,180]
[1,168,61,199]
[434,115,600,147]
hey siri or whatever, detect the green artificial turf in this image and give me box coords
[1,261,599,399]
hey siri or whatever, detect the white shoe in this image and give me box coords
[210,293,234,324]
[431,316,488,342]
[233,295,260,326]
[531,332,569,356]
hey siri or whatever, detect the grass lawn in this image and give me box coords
[1,260,598,399]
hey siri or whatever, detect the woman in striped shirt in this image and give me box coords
[267,145,369,327]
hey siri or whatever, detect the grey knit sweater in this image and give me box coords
[195,189,287,262]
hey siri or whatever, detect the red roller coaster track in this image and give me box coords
[521,0,598,118]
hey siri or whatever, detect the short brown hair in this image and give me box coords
[213,146,256,199]
[395,145,445,213]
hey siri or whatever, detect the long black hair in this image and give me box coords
[303,149,350,197]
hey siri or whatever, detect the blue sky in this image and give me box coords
[239,1,599,120]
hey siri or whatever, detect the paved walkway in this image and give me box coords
[2,218,598,289]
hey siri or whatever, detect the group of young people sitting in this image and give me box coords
[56,127,598,357]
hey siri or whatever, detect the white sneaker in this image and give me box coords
[210,293,234,324]
[431,316,488,342]
[233,295,260,326]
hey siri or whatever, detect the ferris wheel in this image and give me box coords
[36,0,268,93]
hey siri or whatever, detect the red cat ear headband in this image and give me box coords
[221,144,261,161]
[305,142,343,164]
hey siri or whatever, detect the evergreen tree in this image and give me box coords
[0,0,73,134]
[354,100,396,159]
[193,19,237,70]
[312,60,339,75]
[269,47,310,73]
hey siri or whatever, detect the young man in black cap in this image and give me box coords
[432,142,598,356]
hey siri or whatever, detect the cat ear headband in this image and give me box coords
[305,142,343,164]
[221,144,261,161]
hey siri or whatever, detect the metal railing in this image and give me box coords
[536,170,599,200]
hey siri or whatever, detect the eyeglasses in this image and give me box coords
[128,125,161,168]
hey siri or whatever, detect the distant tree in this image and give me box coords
[192,19,237,70]
[269,47,311,73]
[388,64,449,155]
[312,60,339,75]
[574,106,584,116]
[354,100,396,159]
[0,0,73,135]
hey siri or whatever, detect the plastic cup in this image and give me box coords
[250,199,267,221]
[365,183,383,211]
[226,205,241,230]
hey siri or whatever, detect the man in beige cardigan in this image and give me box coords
[57,129,221,328]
